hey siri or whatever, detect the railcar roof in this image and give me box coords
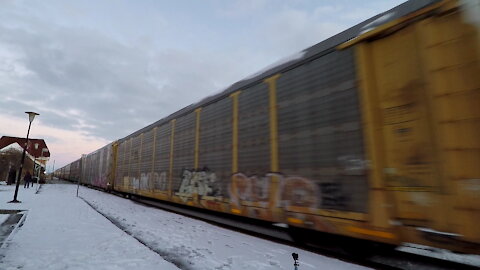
[116,0,440,144]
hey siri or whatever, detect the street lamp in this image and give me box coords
[9,111,39,203]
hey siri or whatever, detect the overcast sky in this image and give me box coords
[0,0,405,170]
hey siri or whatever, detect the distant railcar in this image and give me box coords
[69,158,82,182]
[56,0,480,254]
[56,159,80,182]
[79,143,113,189]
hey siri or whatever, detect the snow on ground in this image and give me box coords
[0,182,368,270]
[398,243,480,267]
[0,183,178,270]
[78,185,366,270]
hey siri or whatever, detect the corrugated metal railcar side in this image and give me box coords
[81,143,113,189]
[68,158,81,182]
[110,0,446,246]
[97,0,480,254]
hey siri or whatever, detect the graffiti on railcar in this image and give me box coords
[230,173,320,208]
[122,171,169,191]
[229,173,271,207]
[337,155,368,175]
[153,171,168,190]
[229,173,352,210]
[92,175,108,188]
[133,177,140,189]
[140,173,149,190]
[175,167,222,201]
[280,176,318,208]
[318,182,348,208]
[121,176,138,190]
[121,168,352,210]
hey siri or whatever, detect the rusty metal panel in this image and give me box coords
[277,48,368,213]
[172,113,195,192]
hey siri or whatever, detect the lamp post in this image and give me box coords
[9,111,39,203]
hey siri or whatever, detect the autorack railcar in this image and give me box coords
[56,0,480,254]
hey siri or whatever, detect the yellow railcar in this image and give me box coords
[58,0,479,254]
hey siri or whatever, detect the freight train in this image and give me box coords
[55,0,480,254]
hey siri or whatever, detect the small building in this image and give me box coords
[0,136,50,183]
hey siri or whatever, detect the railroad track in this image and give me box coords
[126,194,479,270]
[59,180,480,270]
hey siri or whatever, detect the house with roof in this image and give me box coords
[0,136,50,183]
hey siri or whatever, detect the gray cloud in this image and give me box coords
[0,17,250,141]
[0,0,404,148]
[258,9,346,57]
